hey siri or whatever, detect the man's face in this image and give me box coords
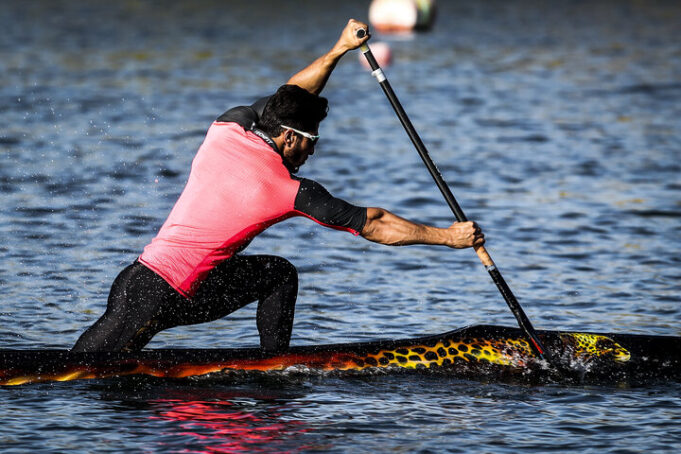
[282,125,318,172]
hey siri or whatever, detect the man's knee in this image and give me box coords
[265,256,298,284]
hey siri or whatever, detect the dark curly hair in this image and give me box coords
[258,85,328,137]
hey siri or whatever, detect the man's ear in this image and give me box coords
[284,129,297,147]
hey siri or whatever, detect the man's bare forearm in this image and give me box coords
[286,19,369,95]
[286,47,346,95]
[360,207,485,249]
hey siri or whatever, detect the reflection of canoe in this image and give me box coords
[1,325,679,386]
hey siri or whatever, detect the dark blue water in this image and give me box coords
[1,0,680,452]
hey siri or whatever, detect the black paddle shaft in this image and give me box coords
[357,33,551,362]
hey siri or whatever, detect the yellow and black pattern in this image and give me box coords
[559,333,631,363]
[318,332,630,372]
[336,337,530,371]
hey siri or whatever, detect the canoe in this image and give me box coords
[1,325,679,386]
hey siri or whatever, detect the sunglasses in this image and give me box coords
[281,124,320,145]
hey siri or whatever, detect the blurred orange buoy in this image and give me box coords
[369,0,436,34]
[358,41,392,69]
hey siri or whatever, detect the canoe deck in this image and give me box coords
[1,325,679,386]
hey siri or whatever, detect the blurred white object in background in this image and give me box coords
[368,0,436,34]
[358,41,393,69]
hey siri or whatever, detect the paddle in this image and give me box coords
[355,29,553,363]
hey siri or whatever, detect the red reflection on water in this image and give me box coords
[150,398,311,453]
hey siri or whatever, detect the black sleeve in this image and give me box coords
[294,178,367,234]
[216,96,271,130]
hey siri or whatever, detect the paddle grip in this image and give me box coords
[475,245,494,267]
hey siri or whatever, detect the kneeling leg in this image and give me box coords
[187,255,298,353]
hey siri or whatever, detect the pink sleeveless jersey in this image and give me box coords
[139,122,304,297]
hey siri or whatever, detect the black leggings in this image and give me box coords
[71,255,298,353]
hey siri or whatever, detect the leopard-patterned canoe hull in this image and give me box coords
[1,325,679,386]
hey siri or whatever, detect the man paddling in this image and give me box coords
[72,19,485,354]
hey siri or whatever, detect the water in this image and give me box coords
[1,0,680,451]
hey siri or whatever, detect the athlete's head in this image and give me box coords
[260,85,328,172]
[259,84,328,137]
